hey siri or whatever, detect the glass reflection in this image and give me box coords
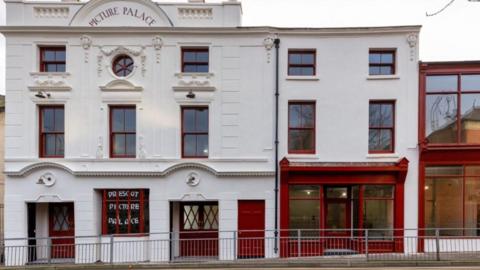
[426,94,457,143]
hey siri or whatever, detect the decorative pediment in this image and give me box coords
[100,79,143,92]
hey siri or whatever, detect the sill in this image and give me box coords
[285,154,318,159]
[286,76,319,81]
[30,72,70,76]
[175,72,214,78]
[366,75,400,80]
[366,153,399,159]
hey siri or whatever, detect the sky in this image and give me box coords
[1,0,480,94]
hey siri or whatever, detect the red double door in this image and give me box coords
[49,203,75,259]
[238,200,265,258]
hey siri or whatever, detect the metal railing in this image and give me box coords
[2,228,480,266]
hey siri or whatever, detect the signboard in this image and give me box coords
[88,7,157,26]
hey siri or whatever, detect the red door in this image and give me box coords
[49,203,75,259]
[238,200,265,258]
[179,202,219,257]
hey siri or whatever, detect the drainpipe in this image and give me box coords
[273,37,280,254]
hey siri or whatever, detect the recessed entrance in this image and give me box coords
[170,201,219,259]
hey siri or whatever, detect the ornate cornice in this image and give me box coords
[6,161,274,177]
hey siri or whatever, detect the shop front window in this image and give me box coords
[425,166,480,236]
[289,186,320,236]
[102,189,149,235]
[363,185,394,238]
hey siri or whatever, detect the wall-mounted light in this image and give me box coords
[35,91,51,99]
[186,90,195,99]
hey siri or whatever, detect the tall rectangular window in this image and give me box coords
[39,106,64,158]
[102,189,149,235]
[369,49,395,75]
[39,46,66,72]
[182,107,209,158]
[288,102,315,154]
[288,50,316,76]
[369,101,395,153]
[182,48,209,73]
[425,74,480,144]
[110,106,136,158]
[423,166,480,236]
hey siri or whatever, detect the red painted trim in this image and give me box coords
[102,191,107,235]
[288,101,316,154]
[109,105,136,158]
[369,49,396,75]
[287,49,316,76]
[181,106,209,158]
[39,105,65,158]
[280,157,408,235]
[181,47,209,73]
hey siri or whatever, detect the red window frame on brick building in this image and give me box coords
[39,46,66,72]
[369,101,395,153]
[39,105,65,158]
[110,106,136,158]
[288,102,316,154]
[101,189,149,235]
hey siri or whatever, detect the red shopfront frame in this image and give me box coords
[279,157,409,256]
[418,62,480,244]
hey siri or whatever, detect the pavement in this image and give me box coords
[5,263,480,270]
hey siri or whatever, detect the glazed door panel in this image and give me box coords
[179,202,219,257]
[49,203,75,259]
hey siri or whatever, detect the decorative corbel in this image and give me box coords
[80,35,92,63]
[152,35,163,64]
[263,35,276,64]
[406,33,418,62]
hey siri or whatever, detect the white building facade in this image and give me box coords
[1,0,420,265]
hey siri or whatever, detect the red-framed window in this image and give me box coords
[369,49,395,75]
[288,49,316,76]
[181,202,219,231]
[112,54,134,77]
[181,48,209,73]
[361,185,394,238]
[39,46,66,72]
[288,102,315,154]
[102,189,149,235]
[424,74,480,145]
[288,185,321,235]
[110,106,136,158]
[182,107,209,158]
[424,165,480,236]
[39,106,64,158]
[369,101,395,153]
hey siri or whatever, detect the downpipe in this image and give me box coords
[273,37,280,254]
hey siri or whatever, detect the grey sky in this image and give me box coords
[1,0,480,94]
